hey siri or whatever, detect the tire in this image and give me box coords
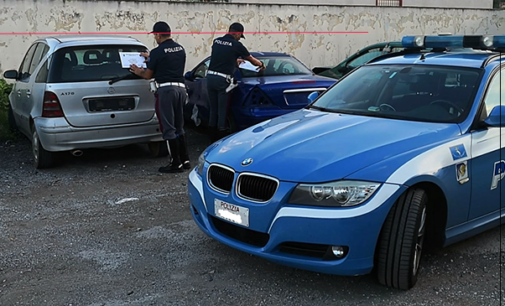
[376,188,428,290]
[31,125,54,169]
[148,141,169,158]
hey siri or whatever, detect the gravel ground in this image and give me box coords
[1,127,505,306]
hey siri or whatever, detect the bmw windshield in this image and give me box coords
[309,64,483,123]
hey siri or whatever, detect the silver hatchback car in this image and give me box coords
[4,35,168,169]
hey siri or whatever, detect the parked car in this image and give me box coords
[188,34,505,290]
[183,52,336,132]
[4,35,168,169]
[312,41,404,79]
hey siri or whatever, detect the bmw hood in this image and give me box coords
[205,109,461,183]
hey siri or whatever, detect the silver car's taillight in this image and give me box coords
[42,91,64,117]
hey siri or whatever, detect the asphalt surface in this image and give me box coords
[1,127,505,306]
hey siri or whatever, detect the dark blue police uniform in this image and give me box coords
[147,34,190,172]
[206,33,251,136]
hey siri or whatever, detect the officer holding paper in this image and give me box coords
[129,21,191,173]
[206,22,265,142]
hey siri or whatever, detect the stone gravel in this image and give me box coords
[1,128,504,306]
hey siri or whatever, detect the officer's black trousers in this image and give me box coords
[155,85,187,140]
[206,75,230,131]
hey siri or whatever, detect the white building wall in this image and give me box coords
[402,0,493,9]
[232,0,493,9]
[0,0,502,73]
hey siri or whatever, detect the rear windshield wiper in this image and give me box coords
[109,73,137,85]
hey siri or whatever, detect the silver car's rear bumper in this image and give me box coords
[34,117,164,152]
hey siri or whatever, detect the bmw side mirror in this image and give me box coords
[184,71,194,81]
[483,105,505,127]
[3,70,18,79]
[307,91,319,104]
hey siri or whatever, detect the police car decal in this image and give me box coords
[491,160,505,190]
[456,161,468,184]
[449,144,467,160]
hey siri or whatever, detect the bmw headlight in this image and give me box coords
[289,181,381,207]
[197,151,205,176]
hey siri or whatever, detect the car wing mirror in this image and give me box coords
[336,66,348,73]
[307,91,319,104]
[3,70,18,80]
[312,67,330,74]
[483,105,505,127]
[184,71,194,81]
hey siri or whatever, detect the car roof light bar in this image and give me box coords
[401,35,501,50]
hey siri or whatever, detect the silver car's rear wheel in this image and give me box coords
[148,141,169,158]
[32,125,54,169]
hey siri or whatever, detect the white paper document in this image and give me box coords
[119,52,147,69]
[239,60,260,72]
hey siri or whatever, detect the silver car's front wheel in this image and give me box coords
[31,126,54,169]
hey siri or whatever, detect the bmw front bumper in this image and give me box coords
[188,168,406,276]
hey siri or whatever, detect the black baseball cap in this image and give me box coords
[229,22,245,39]
[151,21,171,34]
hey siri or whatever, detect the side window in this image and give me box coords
[482,68,505,117]
[35,59,49,83]
[19,43,38,81]
[28,43,49,75]
[194,59,210,79]
[348,49,383,68]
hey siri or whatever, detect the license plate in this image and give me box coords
[214,199,249,227]
[88,97,135,112]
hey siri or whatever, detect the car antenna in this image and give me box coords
[419,53,426,61]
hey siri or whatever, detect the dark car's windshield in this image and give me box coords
[47,44,148,83]
[240,56,312,78]
[310,64,483,123]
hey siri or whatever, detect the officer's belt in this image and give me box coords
[158,82,186,88]
[207,70,232,80]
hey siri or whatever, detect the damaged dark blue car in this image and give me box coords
[183,52,336,132]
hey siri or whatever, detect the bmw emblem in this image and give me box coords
[241,158,253,166]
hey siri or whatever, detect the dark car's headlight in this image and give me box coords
[289,180,381,207]
[197,151,205,176]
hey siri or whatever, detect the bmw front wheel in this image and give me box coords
[376,188,428,290]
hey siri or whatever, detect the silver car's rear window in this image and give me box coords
[47,44,148,83]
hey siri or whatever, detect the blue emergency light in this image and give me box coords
[401,34,505,50]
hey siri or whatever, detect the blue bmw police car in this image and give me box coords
[187,35,505,290]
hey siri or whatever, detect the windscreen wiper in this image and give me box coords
[309,105,335,112]
[109,73,136,85]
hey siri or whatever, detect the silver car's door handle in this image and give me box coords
[26,90,31,97]
[17,89,21,97]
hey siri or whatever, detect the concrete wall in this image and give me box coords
[402,0,493,9]
[232,0,375,5]
[0,0,504,74]
[233,0,494,9]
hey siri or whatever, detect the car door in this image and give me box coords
[184,58,211,124]
[12,43,38,135]
[468,66,505,220]
[26,43,51,122]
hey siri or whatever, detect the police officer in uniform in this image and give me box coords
[206,22,265,141]
[130,21,191,173]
